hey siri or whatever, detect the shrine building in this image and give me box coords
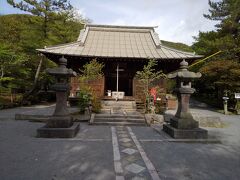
[37,24,202,101]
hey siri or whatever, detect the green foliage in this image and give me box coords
[77,90,91,113]
[161,40,194,53]
[191,0,240,108]
[78,59,104,113]
[192,31,220,56]
[200,60,240,91]
[0,42,32,89]
[91,94,102,113]
[193,0,240,59]
[136,59,166,112]
[155,101,165,114]
[79,59,105,81]
[0,14,78,90]
[204,0,240,36]
[0,0,86,105]
[166,79,176,94]
[7,0,74,39]
[136,59,166,91]
[235,100,240,113]
[192,31,238,59]
[195,59,240,107]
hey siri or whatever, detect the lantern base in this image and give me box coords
[163,124,208,139]
[170,116,199,129]
[37,122,80,138]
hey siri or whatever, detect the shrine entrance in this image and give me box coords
[104,62,135,96]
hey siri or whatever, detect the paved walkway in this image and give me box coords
[0,103,240,180]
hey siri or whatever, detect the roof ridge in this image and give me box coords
[150,30,161,47]
[77,27,89,44]
[37,41,80,51]
[86,24,157,29]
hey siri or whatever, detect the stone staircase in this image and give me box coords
[136,100,145,113]
[101,100,136,113]
[90,100,146,126]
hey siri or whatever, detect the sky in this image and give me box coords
[0,0,218,45]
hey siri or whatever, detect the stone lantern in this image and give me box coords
[163,59,207,139]
[37,56,80,138]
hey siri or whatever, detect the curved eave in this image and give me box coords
[37,49,203,60]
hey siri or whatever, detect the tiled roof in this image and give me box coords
[37,24,202,59]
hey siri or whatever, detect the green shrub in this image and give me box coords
[155,101,166,114]
[91,94,101,113]
[77,90,91,113]
[235,100,240,114]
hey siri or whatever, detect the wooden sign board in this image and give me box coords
[235,93,240,99]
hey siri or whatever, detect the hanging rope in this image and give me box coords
[189,50,222,68]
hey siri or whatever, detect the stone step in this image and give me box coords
[94,118,145,122]
[92,100,146,126]
[91,121,146,126]
[101,101,136,109]
[95,114,144,118]
[101,108,137,111]
[95,116,145,120]
[101,101,136,105]
[136,101,145,113]
[95,117,145,121]
[102,104,135,106]
[137,110,145,114]
[94,118,145,123]
[101,106,136,109]
[95,117,144,120]
[102,105,136,108]
[91,111,146,126]
[100,109,138,114]
[94,116,145,120]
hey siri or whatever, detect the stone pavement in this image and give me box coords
[0,103,240,180]
[0,104,57,120]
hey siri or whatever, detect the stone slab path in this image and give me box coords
[111,126,160,180]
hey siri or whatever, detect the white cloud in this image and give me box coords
[71,0,217,45]
[111,19,127,26]
[1,0,218,45]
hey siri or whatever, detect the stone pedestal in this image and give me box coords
[163,89,208,139]
[163,124,208,139]
[37,57,80,138]
[37,122,80,138]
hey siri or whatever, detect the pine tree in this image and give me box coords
[204,0,240,37]
[192,0,240,108]
[7,0,73,39]
[203,0,240,59]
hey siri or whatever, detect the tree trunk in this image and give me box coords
[34,56,43,85]
[0,65,4,78]
[0,65,4,92]
[10,88,13,103]
[21,56,43,105]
